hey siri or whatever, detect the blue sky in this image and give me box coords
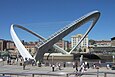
[0,0,115,41]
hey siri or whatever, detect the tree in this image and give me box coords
[66,48,71,52]
[79,48,82,52]
[89,39,96,45]
[84,48,86,52]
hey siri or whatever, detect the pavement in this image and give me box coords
[0,61,115,77]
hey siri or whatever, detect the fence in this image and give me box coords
[0,72,115,77]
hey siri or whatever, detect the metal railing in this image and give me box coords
[45,11,96,44]
[0,72,115,77]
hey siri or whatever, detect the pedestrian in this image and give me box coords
[32,60,36,66]
[23,62,26,70]
[9,59,11,65]
[106,64,110,69]
[87,63,90,69]
[63,62,66,67]
[37,61,41,67]
[52,64,55,72]
[23,58,27,70]
[80,63,85,73]
[7,59,9,64]
[58,63,61,70]
[84,62,88,71]
[93,63,96,69]
[73,62,75,68]
[75,62,78,72]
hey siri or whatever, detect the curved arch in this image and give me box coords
[12,25,69,54]
[10,24,69,61]
[10,25,34,61]
[69,11,100,53]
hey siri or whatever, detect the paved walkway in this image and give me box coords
[0,61,115,77]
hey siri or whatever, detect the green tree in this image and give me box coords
[84,48,86,52]
[66,48,71,52]
[79,48,82,52]
[89,39,96,45]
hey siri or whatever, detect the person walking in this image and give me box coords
[52,64,55,72]
[73,62,75,68]
[58,63,61,70]
[63,62,66,67]
[23,62,26,70]
[75,62,78,72]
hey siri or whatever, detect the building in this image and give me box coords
[0,39,6,51]
[55,40,70,51]
[6,40,15,50]
[88,39,115,54]
[111,37,115,47]
[71,34,89,52]
[94,40,111,47]
[89,46,115,54]
[15,41,38,56]
[0,39,15,51]
[0,39,15,57]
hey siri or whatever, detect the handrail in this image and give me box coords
[1,71,115,77]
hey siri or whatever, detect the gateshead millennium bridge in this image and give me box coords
[10,11,100,62]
